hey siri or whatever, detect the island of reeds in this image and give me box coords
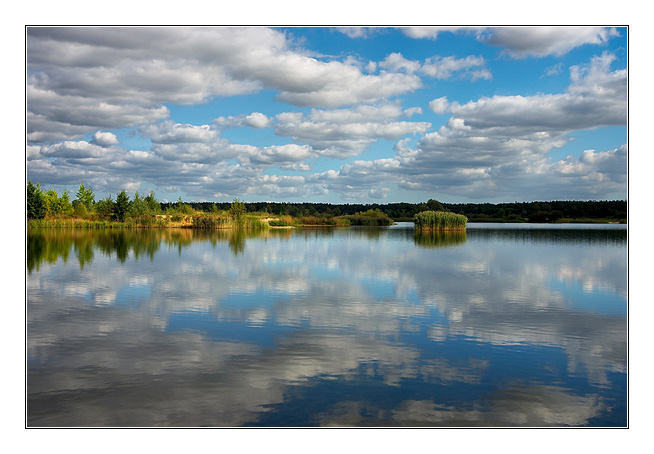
[413,211,467,230]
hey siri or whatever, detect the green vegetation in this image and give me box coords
[27,182,167,228]
[27,181,45,220]
[162,199,627,223]
[229,198,246,225]
[26,181,627,230]
[75,182,95,210]
[342,209,393,226]
[414,211,468,230]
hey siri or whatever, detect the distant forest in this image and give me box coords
[162,199,627,223]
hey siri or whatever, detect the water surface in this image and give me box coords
[26,223,627,427]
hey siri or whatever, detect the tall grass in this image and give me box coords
[191,214,268,229]
[268,215,298,227]
[414,211,467,230]
[27,218,124,229]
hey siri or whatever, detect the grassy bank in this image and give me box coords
[28,210,627,230]
[27,209,395,230]
[28,213,272,230]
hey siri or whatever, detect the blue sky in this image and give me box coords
[26,26,627,204]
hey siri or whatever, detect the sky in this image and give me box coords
[25,26,628,204]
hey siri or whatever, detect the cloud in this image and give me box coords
[243,112,273,129]
[25,27,627,203]
[448,53,626,134]
[274,103,431,158]
[403,107,422,117]
[334,27,384,39]
[379,52,421,74]
[274,70,422,107]
[428,97,451,114]
[91,131,120,147]
[543,62,564,77]
[421,55,491,81]
[481,27,622,58]
[548,145,628,191]
[141,121,220,144]
[400,26,621,59]
[316,53,627,201]
[377,52,491,82]
[233,143,317,168]
[368,187,390,199]
[308,158,401,200]
[26,27,424,144]
[214,112,273,129]
[399,27,481,40]
[26,84,170,143]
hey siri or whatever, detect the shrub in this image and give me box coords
[342,209,393,226]
[72,200,89,219]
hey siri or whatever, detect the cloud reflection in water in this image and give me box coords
[26,225,627,426]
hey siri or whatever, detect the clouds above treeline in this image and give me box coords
[26,26,627,202]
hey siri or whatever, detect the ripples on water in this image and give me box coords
[26,224,627,427]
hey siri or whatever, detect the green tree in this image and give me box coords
[95,196,114,220]
[72,200,88,218]
[128,191,147,217]
[230,198,246,225]
[42,188,59,216]
[59,190,73,216]
[26,181,45,219]
[41,188,72,216]
[144,190,161,215]
[113,190,130,222]
[76,182,95,210]
[427,199,446,212]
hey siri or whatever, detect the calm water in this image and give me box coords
[26,223,628,427]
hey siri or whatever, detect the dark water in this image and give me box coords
[26,223,628,427]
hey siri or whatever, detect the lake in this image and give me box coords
[26,223,628,427]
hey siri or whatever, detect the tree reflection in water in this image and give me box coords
[26,228,295,273]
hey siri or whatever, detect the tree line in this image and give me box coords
[27,181,627,223]
[27,181,160,222]
[166,198,627,223]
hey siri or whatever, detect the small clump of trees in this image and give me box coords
[27,181,162,225]
[27,181,73,219]
[342,209,393,226]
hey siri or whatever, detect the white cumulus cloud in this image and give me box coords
[91,131,120,147]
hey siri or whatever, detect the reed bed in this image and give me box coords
[414,211,467,230]
[27,218,125,229]
[191,214,268,229]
